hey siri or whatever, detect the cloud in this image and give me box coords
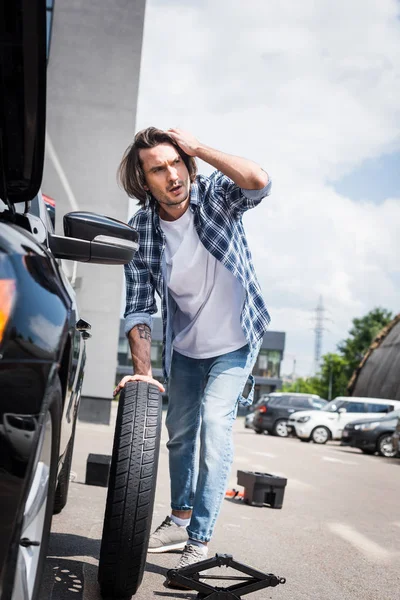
[135,0,400,375]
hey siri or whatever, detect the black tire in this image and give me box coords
[254,428,264,434]
[272,419,289,437]
[377,433,396,458]
[53,419,76,514]
[311,426,330,444]
[98,381,162,599]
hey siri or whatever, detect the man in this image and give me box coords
[114,127,271,577]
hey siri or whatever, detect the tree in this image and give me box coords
[316,353,349,400]
[337,308,393,380]
[282,377,320,395]
[280,307,393,401]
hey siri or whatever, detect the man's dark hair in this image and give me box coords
[118,127,198,207]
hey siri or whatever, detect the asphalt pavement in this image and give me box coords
[42,403,400,600]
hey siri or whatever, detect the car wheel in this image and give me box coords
[10,378,61,600]
[254,428,264,434]
[53,419,76,515]
[311,426,330,444]
[377,434,396,458]
[98,381,162,599]
[272,419,289,438]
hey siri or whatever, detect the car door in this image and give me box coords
[337,401,368,435]
[27,193,85,456]
[277,395,291,419]
[288,396,310,417]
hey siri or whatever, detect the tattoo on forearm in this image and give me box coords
[136,324,151,342]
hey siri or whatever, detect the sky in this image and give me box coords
[132,0,400,377]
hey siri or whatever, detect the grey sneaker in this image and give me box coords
[166,544,208,589]
[147,516,188,553]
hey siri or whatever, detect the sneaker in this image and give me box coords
[166,543,208,589]
[147,516,188,553]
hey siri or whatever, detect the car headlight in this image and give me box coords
[297,416,310,423]
[355,422,380,431]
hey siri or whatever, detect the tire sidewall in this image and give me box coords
[378,433,395,458]
[273,419,289,437]
[311,426,330,444]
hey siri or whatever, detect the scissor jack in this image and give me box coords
[166,553,286,599]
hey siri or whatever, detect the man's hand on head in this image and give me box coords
[168,128,200,157]
[113,374,165,397]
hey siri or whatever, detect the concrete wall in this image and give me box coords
[43,0,146,406]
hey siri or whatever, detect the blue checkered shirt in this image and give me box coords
[124,170,272,379]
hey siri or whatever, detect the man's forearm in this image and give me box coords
[128,324,152,376]
[196,144,269,190]
[167,128,268,190]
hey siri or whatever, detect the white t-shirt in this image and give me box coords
[160,208,246,358]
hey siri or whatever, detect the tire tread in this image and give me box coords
[98,381,162,598]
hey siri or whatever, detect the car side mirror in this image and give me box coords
[49,211,139,265]
[338,408,347,415]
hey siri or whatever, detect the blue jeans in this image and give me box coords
[165,342,261,542]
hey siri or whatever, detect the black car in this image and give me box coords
[252,393,327,437]
[392,414,400,456]
[0,3,140,599]
[341,409,400,457]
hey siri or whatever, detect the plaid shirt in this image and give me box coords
[124,170,272,379]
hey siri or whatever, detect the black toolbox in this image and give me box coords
[237,470,287,508]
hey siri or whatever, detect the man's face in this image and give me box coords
[139,143,191,220]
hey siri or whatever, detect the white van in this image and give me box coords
[288,396,400,444]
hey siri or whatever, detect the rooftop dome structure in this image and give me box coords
[348,314,400,400]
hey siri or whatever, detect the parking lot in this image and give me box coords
[42,404,400,600]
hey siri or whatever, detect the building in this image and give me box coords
[348,313,400,400]
[117,318,286,402]
[42,0,146,417]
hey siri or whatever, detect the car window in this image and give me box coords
[256,395,271,406]
[367,403,395,413]
[310,399,326,409]
[322,400,346,412]
[288,397,309,408]
[342,401,367,413]
[268,398,280,406]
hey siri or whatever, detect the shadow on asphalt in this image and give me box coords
[145,560,168,576]
[153,593,196,599]
[42,556,86,599]
[42,533,181,599]
[335,447,400,464]
[49,532,101,558]
[42,533,98,599]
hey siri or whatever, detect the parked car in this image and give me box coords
[341,409,400,457]
[245,411,256,429]
[252,393,327,436]
[0,3,139,599]
[392,412,400,456]
[244,394,272,429]
[288,397,400,444]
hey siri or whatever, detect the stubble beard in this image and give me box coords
[156,182,190,208]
